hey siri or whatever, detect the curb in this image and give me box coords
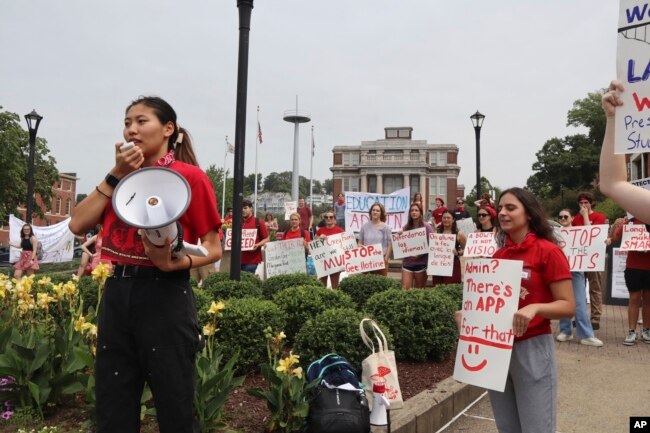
[371,378,484,433]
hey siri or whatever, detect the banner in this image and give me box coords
[264,238,306,277]
[464,232,498,258]
[616,0,650,154]
[284,201,297,220]
[390,227,428,259]
[344,188,410,232]
[308,232,357,278]
[9,215,75,263]
[620,223,650,250]
[453,258,522,392]
[224,228,257,251]
[427,233,456,277]
[555,225,608,271]
[343,244,385,275]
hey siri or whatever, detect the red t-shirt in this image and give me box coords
[316,226,344,237]
[493,233,571,342]
[241,215,270,265]
[431,206,448,226]
[101,161,221,266]
[297,206,312,231]
[283,228,311,242]
[572,211,606,226]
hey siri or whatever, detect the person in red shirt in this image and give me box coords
[283,212,311,254]
[430,197,448,229]
[570,191,606,330]
[315,210,345,288]
[223,207,233,226]
[241,199,270,273]
[457,187,574,433]
[297,197,313,232]
[69,96,222,433]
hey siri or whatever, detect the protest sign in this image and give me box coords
[616,0,650,154]
[9,215,75,263]
[308,232,358,278]
[224,228,258,251]
[343,244,385,275]
[456,218,476,237]
[284,201,297,220]
[464,232,498,258]
[620,223,650,250]
[453,258,522,392]
[628,177,650,218]
[391,227,428,259]
[265,238,306,277]
[611,248,630,299]
[427,233,456,276]
[555,225,608,271]
[344,188,410,232]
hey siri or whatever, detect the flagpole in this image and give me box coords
[222,136,229,217]
[254,106,260,217]
[309,125,314,209]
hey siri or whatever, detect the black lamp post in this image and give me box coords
[24,109,43,224]
[470,110,485,214]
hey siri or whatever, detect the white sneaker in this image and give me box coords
[642,328,650,344]
[580,337,603,347]
[623,330,637,346]
[556,332,573,342]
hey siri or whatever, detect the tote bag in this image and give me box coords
[359,318,403,410]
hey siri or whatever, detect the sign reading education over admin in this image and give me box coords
[344,188,410,232]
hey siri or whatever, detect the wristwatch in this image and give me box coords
[105,173,120,188]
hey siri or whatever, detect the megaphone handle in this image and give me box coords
[180,243,209,257]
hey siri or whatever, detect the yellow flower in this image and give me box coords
[277,331,286,341]
[71,274,80,282]
[291,366,303,379]
[92,263,112,285]
[37,276,51,287]
[36,292,55,309]
[74,316,87,333]
[63,281,77,297]
[52,283,65,300]
[276,351,300,374]
[207,301,226,315]
[86,324,98,337]
[203,323,216,336]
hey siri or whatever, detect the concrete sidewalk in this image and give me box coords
[439,303,650,433]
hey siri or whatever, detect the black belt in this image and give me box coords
[111,264,189,280]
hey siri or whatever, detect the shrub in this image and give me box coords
[203,271,262,289]
[77,276,101,313]
[217,297,285,372]
[433,283,463,310]
[261,273,321,299]
[193,288,214,326]
[202,279,262,300]
[294,307,392,370]
[364,289,457,361]
[272,285,355,341]
[338,274,402,309]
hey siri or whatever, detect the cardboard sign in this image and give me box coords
[611,248,630,299]
[616,0,650,154]
[308,232,358,278]
[427,233,456,277]
[456,218,476,237]
[556,225,608,271]
[343,244,385,275]
[391,227,428,259]
[344,188,410,232]
[453,259,522,392]
[264,238,307,277]
[620,224,650,250]
[464,232,498,258]
[284,201,297,220]
[224,228,258,251]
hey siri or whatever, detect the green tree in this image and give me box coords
[322,178,333,195]
[0,107,58,222]
[244,173,263,196]
[261,171,314,198]
[205,165,233,213]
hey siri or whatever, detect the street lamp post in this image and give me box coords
[470,110,485,214]
[24,109,43,224]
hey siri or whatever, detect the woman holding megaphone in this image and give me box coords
[69,96,222,433]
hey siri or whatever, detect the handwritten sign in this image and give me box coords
[616,0,650,154]
[344,188,410,232]
[427,233,456,277]
[343,244,385,275]
[555,225,608,271]
[620,223,650,250]
[284,201,297,219]
[611,248,630,299]
[391,227,428,259]
[224,228,258,251]
[453,259,522,392]
[265,238,307,277]
[464,232,498,258]
[456,218,476,237]
[9,215,75,263]
[308,232,358,278]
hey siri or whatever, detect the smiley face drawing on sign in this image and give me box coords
[460,341,488,372]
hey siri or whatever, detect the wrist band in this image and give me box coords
[186,255,193,270]
[105,173,120,188]
[96,186,112,199]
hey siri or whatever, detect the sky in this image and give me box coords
[0,1,618,199]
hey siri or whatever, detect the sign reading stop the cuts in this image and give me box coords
[453,258,522,392]
[224,228,258,251]
[344,244,385,275]
[555,225,608,271]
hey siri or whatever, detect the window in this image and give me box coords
[343,153,360,166]
[55,197,62,215]
[429,176,446,199]
[383,175,403,194]
[368,175,377,193]
[66,198,72,215]
[410,176,419,194]
[343,177,359,192]
[430,151,447,167]
[386,129,398,138]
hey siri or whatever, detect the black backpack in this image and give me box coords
[304,354,370,433]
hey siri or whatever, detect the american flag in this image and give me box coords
[258,121,263,144]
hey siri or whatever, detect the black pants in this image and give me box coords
[95,274,199,433]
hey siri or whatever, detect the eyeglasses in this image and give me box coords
[457,201,464,204]
[558,215,570,220]
[478,213,489,218]
[324,216,335,220]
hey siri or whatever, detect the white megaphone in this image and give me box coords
[112,167,207,257]
[369,382,390,426]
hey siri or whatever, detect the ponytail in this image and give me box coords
[173,126,199,167]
